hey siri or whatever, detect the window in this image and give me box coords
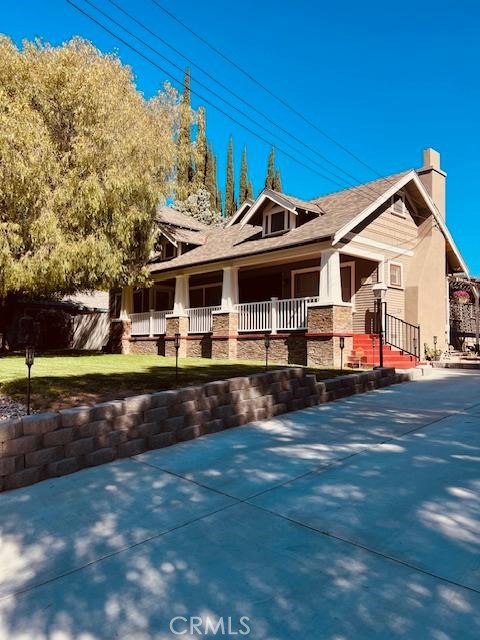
[389,262,403,288]
[153,286,173,311]
[263,208,294,236]
[391,193,406,217]
[189,283,222,308]
[133,288,150,313]
[155,237,177,261]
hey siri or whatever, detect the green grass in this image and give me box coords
[0,352,353,412]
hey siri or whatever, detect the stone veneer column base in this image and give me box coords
[109,319,131,354]
[306,304,353,368]
[165,315,188,358]
[212,311,239,360]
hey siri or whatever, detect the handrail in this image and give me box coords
[385,312,420,358]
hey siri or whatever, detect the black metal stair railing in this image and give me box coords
[384,313,420,359]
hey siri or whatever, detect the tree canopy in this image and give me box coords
[0,36,179,297]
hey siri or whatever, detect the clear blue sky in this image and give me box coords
[2,0,479,272]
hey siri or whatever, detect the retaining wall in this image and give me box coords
[0,367,412,493]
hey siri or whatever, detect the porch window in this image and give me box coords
[189,283,222,308]
[389,262,403,288]
[133,288,150,313]
[153,286,173,311]
[292,270,319,298]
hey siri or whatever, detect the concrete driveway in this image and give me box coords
[0,369,479,639]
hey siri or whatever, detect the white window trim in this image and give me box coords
[290,264,355,307]
[388,261,404,289]
[390,192,407,218]
[262,207,294,237]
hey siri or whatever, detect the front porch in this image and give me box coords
[112,248,414,367]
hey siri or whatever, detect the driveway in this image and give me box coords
[0,369,479,639]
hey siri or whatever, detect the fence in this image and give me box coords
[130,310,168,336]
[186,306,221,334]
[236,296,319,333]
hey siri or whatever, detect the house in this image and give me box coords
[110,148,468,368]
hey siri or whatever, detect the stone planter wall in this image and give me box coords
[0,367,412,493]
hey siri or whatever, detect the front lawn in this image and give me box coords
[0,353,354,412]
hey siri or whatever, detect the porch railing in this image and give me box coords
[186,306,221,334]
[385,313,420,359]
[130,310,168,336]
[236,296,320,333]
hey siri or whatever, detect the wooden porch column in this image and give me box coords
[319,249,342,304]
[173,274,190,315]
[220,266,239,311]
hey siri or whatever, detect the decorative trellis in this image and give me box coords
[449,277,479,348]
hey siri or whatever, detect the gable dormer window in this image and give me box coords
[391,193,406,218]
[263,208,294,237]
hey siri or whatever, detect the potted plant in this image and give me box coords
[452,290,471,305]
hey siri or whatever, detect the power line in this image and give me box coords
[66,0,353,191]
[71,0,387,203]
[104,0,381,195]
[150,0,382,178]
[80,0,377,196]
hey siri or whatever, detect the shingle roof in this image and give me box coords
[155,205,209,231]
[150,171,412,274]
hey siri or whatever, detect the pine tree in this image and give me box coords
[273,168,283,192]
[177,68,193,201]
[225,136,236,217]
[265,146,275,189]
[194,106,207,189]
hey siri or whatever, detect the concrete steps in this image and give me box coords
[348,334,418,369]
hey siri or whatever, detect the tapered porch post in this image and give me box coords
[220,266,239,311]
[173,274,190,315]
[319,249,342,304]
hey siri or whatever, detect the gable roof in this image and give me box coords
[149,170,467,275]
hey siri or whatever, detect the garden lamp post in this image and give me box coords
[174,332,180,386]
[372,283,388,369]
[25,346,35,415]
[339,336,345,373]
[264,332,271,370]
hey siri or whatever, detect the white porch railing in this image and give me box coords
[236,296,320,333]
[130,310,169,336]
[186,306,221,334]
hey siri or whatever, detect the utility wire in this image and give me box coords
[66,0,353,191]
[81,0,376,195]
[150,0,381,178]
[105,0,381,196]
[71,0,387,202]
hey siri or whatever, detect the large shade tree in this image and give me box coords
[0,36,179,299]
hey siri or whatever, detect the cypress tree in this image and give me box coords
[177,68,194,201]
[204,144,215,208]
[225,136,236,217]
[239,146,248,204]
[265,146,275,189]
[273,168,283,192]
[195,106,207,188]
[247,180,254,200]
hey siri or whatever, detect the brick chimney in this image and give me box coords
[417,148,446,221]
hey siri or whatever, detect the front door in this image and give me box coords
[340,264,354,303]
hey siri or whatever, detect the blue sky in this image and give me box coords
[2,0,479,272]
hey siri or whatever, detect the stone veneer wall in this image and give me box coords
[0,367,413,493]
[306,305,353,368]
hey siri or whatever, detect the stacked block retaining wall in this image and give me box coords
[0,367,413,493]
